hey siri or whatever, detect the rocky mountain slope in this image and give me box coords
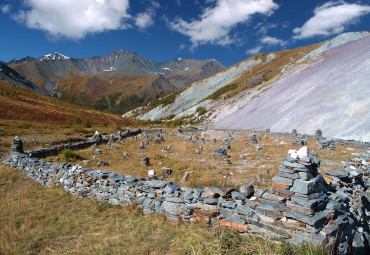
[9,51,225,114]
[129,32,370,141]
[0,79,132,127]
[0,61,48,96]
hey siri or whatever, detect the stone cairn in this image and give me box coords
[141,154,150,166]
[213,147,227,158]
[291,129,298,137]
[315,129,323,138]
[139,142,145,149]
[249,134,258,143]
[319,139,336,150]
[107,135,115,147]
[3,137,369,254]
[89,131,103,145]
[162,167,173,178]
[324,150,370,252]
[11,136,23,153]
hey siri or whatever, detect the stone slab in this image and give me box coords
[272,187,294,196]
[261,192,286,203]
[284,211,326,226]
[272,176,293,186]
[286,201,314,215]
[277,171,300,180]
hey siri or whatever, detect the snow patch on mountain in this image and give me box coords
[40,52,70,61]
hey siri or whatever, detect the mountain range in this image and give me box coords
[127,31,370,142]
[2,31,369,141]
[7,51,225,114]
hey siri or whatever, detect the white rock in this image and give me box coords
[148,170,155,176]
[287,149,298,159]
[297,146,309,159]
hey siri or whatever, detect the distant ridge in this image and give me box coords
[8,50,225,114]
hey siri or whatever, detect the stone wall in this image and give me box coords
[2,136,369,255]
[24,129,145,159]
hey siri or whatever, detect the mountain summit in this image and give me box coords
[8,52,69,65]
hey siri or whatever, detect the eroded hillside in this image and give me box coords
[129,32,370,141]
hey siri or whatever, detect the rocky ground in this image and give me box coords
[1,127,369,254]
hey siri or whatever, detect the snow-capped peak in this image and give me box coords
[40,52,69,61]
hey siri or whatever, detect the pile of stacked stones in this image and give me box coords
[324,150,370,251]
[319,139,336,150]
[3,136,369,254]
[141,154,150,166]
[213,147,227,158]
[249,134,258,143]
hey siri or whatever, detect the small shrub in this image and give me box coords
[207,83,238,100]
[196,106,207,115]
[74,117,82,125]
[82,119,91,128]
[61,149,80,162]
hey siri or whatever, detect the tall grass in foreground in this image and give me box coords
[0,165,329,255]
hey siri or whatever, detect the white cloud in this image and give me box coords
[293,1,370,39]
[135,12,154,29]
[135,1,160,29]
[1,4,10,14]
[246,46,262,55]
[256,22,277,35]
[169,0,278,47]
[260,35,286,46]
[12,0,130,40]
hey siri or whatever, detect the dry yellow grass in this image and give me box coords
[0,164,329,255]
[33,129,363,191]
[0,124,351,254]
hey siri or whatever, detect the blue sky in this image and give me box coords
[1,0,369,66]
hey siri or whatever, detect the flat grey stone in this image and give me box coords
[147,180,168,189]
[272,176,293,186]
[165,197,183,203]
[163,201,184,215]
[325,170,348,178]
[298,172,313,181]
[204,198,218,205]
[291,194,328,209]
[277,171,300,179]
[231,191,245,200]
[255,205,282,219]
[235,204,254,217]
[284,211,326,226]
[220,201,237,209]
[164,184,181,193]
[143,198,154,208]
[224,214,245,225]
[261,192,286,203]
[220,207,233,218]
